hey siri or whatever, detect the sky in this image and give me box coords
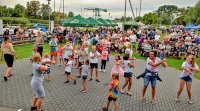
[0,0,198,19]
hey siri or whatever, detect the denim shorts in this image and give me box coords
[180,76,192,82]
[44,67,50,74]
[144,75,157,86]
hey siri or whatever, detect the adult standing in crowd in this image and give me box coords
[89,46,101,82]
[140,51,167,104]
[176,55,199,104]
[35,31,44,57]
[30,53,49,111]
[0,36,18,81]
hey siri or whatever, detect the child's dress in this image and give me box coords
[111,60,124,76]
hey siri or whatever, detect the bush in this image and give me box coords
[0,17,30,24]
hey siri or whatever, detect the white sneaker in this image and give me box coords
[99,69,102,72]
[103,70,105,73]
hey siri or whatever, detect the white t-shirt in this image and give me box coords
[65,60,73,72]
[155,35,160,41]
[125,48,133,57]
[64,45,73,59]
[90,51,100,63]
[180,62,198,78]
[129,35,137,42]
[185,37,191,45]
[124,60,132,73]
[146,57,161,72]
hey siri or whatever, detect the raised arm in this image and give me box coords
[148,59,166,67]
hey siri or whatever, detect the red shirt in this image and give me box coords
[98,45,103,52]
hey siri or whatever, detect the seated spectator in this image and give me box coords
[165,43,172,56]
[195,35,200,44]
[159,42,166,50]
[187,45,197,57]
[163,35,169,43]
[173,44,180,59]
[191,35,195,43]
[179,44,187,60]
[184,35,192,51]
[154,32,160,41]
[170,36,176,42]
[121,35,127,43]
[152,42,159,51]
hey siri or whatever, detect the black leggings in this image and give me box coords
[101,60,107,70]
[4,54,14,67]
[37,47,43,57]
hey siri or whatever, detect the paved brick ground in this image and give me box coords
[0,56,200,111]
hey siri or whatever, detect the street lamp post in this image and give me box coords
[47,0,51,32]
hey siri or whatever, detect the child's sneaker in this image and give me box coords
[74,80,76,85]
[102,107,108,111]
[47,78,50,81]
[99,69,102,72]
[103,70,105,73]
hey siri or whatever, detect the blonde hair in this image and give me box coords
[32,53,41,62]
[189,55,196,68]
[44,53,49,58]
[112,72,119,80]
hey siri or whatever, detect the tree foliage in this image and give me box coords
[40,4,52,20]
[26,1,41,19]
[68,11,74,18]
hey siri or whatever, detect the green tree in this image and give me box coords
[134,16,143,22]
[40,4,52,20]
[143,12,158,25]
[68,11,74,18]
[0,5,7,17]
[156,5,178,16]
[14,4,26,17]
[26,1,41,19]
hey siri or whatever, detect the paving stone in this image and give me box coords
[0,56,200,110]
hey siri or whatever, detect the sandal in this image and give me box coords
[151,100,156,105]
[95,79,100,82]
[140,97,145,101]
[126,91,132,96]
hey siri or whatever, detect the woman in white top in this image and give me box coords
[141,51,167,104]
[176,55,199,104]
[120,54,134,95]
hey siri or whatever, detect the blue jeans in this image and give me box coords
[144,75,157,86]
[184,44,190,51]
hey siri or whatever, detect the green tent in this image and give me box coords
[86,17,103,26]
[60,15,92,27]
[123,20,138,26]
[97,18,112,26]
[123,19,138,30]
[105,19,118,26]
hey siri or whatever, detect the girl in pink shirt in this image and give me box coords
[99,47,109,73]
[58,44,64,66]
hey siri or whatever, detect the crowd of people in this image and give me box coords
[0,25,200,111]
